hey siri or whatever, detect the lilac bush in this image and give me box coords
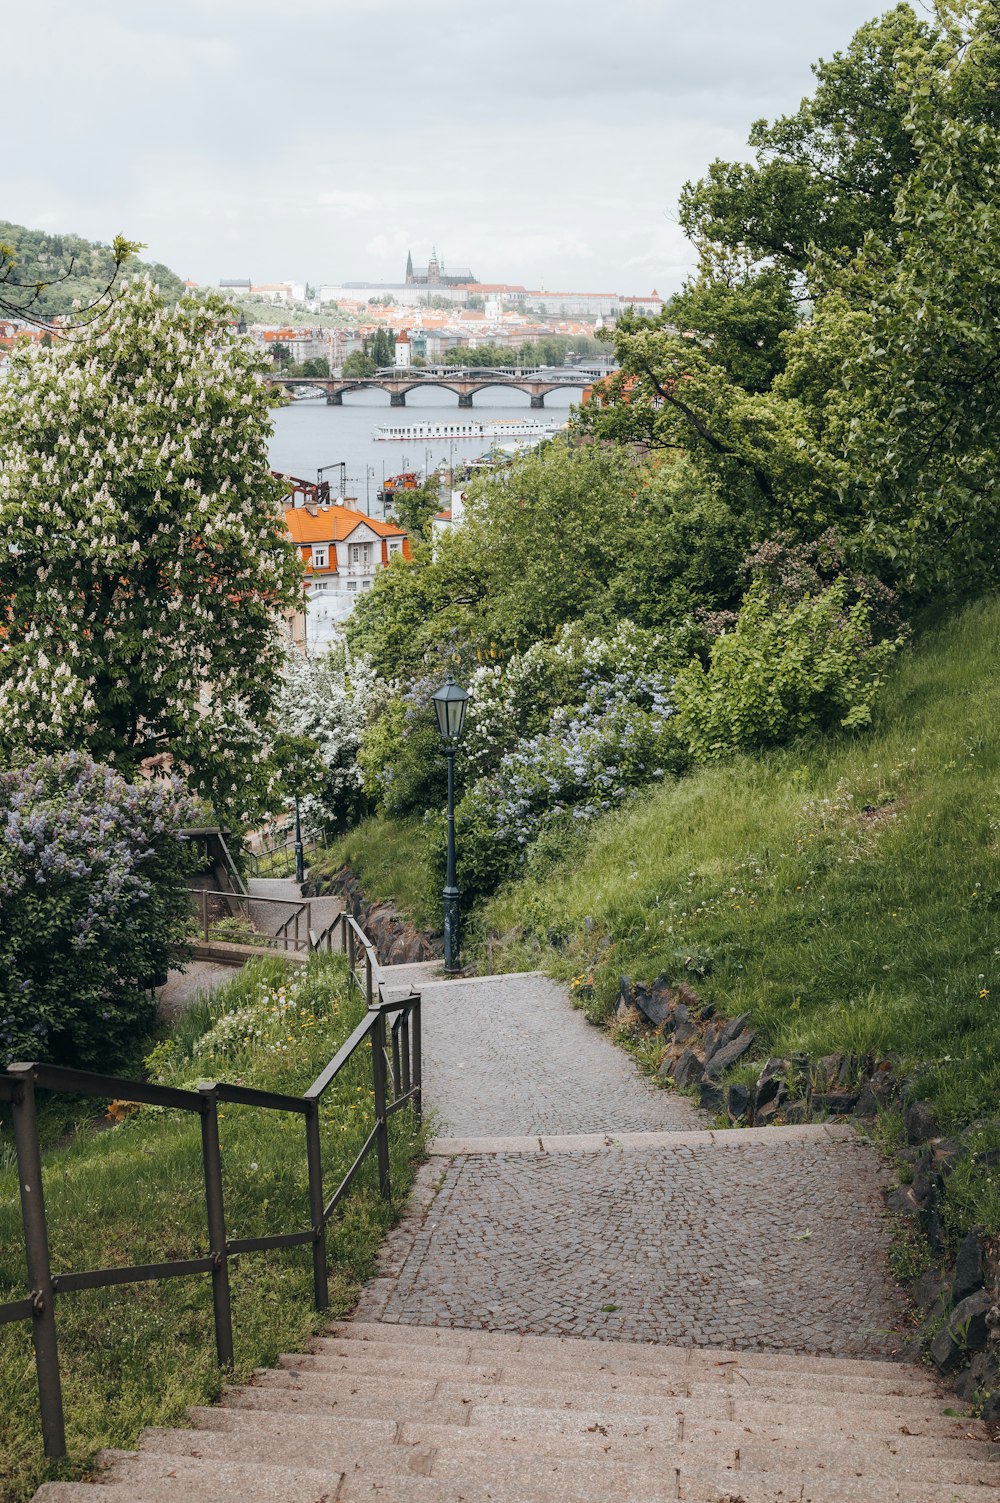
[455,642,683,903]
[0,752,196,1068]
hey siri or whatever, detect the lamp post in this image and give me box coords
[293,793,305,885]
[432,674,469,975]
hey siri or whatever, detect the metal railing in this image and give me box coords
[187,887,315,953]
[0,911,420,1460]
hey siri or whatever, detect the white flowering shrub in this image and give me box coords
[275,641,385,831]
[0,277,303,819]
[453,627,685,903]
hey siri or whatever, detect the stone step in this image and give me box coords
[263,1357,950,1416]
[281,1344,938,1399]
[99,1428,1000,1503]
[232,1373,985,1441]
[155,1405,999,1487]
[306,1334,938,1388]
[331,1320,917,1382]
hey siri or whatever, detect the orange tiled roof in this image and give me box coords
[284,504,406,544]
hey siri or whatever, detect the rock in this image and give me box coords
[887,1184,922,1216]
[713,1013,751,1054]
[755,1058,788,1114]
[953,1232,986,1304]
[910,1267,949,1314]
[616,998,632,1024]
[981,1391,1000,1425]
[699,1081,725,1113]
[699,1001,717,1021]
[674,983,700,1009]
[905,1099,939,1145]
[701,1018,726,1060]
[704,1028,755,1080]
[673,1018,700,1047]
[818,1053,844,1088]
[618,975,632,1007]
[726,1082,751,1124]
[812,1090,860,1115]
[633,985,672,1029]
[782,1100,810,1124]
[672,1048,705,1089]
[930,1137,965,1176]
[583,915,596,934]
[754,1095,784,1125]
[929,1290,992,1374]
[854,1083,881,1119]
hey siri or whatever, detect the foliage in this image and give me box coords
[591,2,1000,601]
[677,5,935,276]
[274,644,384,832]
[476,594,1000,1159]
[441,336,604,367]
[0,221,180,323]
[0,955,424,1503]
[312,817,439,932]
[341,349,376,378]
[362,327,396,368]
[673,579,902,761]
[387,474,443,542]
[452,625,684,903]
[0,753,195,1070]
[0,277,304,821]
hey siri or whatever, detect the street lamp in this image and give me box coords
[432,674,469,974]
[293,793,305,885]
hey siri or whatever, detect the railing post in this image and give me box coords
[365,951,373,1010]
[347,923,356,975]
[201,885,208,940]
[400,1010,411,1098]
[198,1086,234,1370]
[8,1066,67,1460]
[304,1102,329,1310]
[411,994,422,1128]
[390,1016,402,1098]
[370,1013,391,1201]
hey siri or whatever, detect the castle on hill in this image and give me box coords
[405,247,476,288]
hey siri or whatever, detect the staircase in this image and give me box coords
[35,1321,997,1502]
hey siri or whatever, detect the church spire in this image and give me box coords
[405,249,414,283]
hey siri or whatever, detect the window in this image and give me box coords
[347,580,357,592]
[362,579,372,588]
[388,540,402,556]
[312,582,328,593]
[312,547,327,568]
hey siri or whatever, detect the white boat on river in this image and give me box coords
[372,418,563,442]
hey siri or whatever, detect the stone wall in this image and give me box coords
[305,865,442,967]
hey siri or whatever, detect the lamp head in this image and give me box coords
[432,674,469,745]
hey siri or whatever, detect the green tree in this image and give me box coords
[0,222,166,324]
[0,278,304,819]
[342,349,376,377]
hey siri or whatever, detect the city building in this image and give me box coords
[393,329,412,368]
[283,500,410,645]
[405,247,475,287]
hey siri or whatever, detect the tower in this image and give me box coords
[405,250,414,284]
[427,246,440,286]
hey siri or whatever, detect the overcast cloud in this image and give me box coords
[5,0,893,294]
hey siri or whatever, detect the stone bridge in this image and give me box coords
[266,366,603,408]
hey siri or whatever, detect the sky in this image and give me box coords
[4,0,894,296]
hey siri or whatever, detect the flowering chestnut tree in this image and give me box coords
[0,277,304,817]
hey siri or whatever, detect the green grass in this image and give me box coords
[0,955,425,1503]
[472,597,1000,1199]
[313,817,439,932]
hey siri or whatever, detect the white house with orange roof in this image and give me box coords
[284,500,410,646]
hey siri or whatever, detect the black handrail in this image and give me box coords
[0,912,421,1461]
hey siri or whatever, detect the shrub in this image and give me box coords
[673,578,901,762]
[0,753,196,1069]
[454,655,684,905]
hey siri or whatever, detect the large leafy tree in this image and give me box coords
[591,1,1000,596]
[0,277,304,816]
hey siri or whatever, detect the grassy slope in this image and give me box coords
[314,817,439,932]
[475,596,1000,1210]
[0,956,424,1503]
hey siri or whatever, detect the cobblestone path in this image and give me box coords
[370,968,908,1358]
[391,971,702,1136]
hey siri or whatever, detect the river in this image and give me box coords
[268,384,577,515]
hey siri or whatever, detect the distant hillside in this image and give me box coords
[0,221,185,318]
